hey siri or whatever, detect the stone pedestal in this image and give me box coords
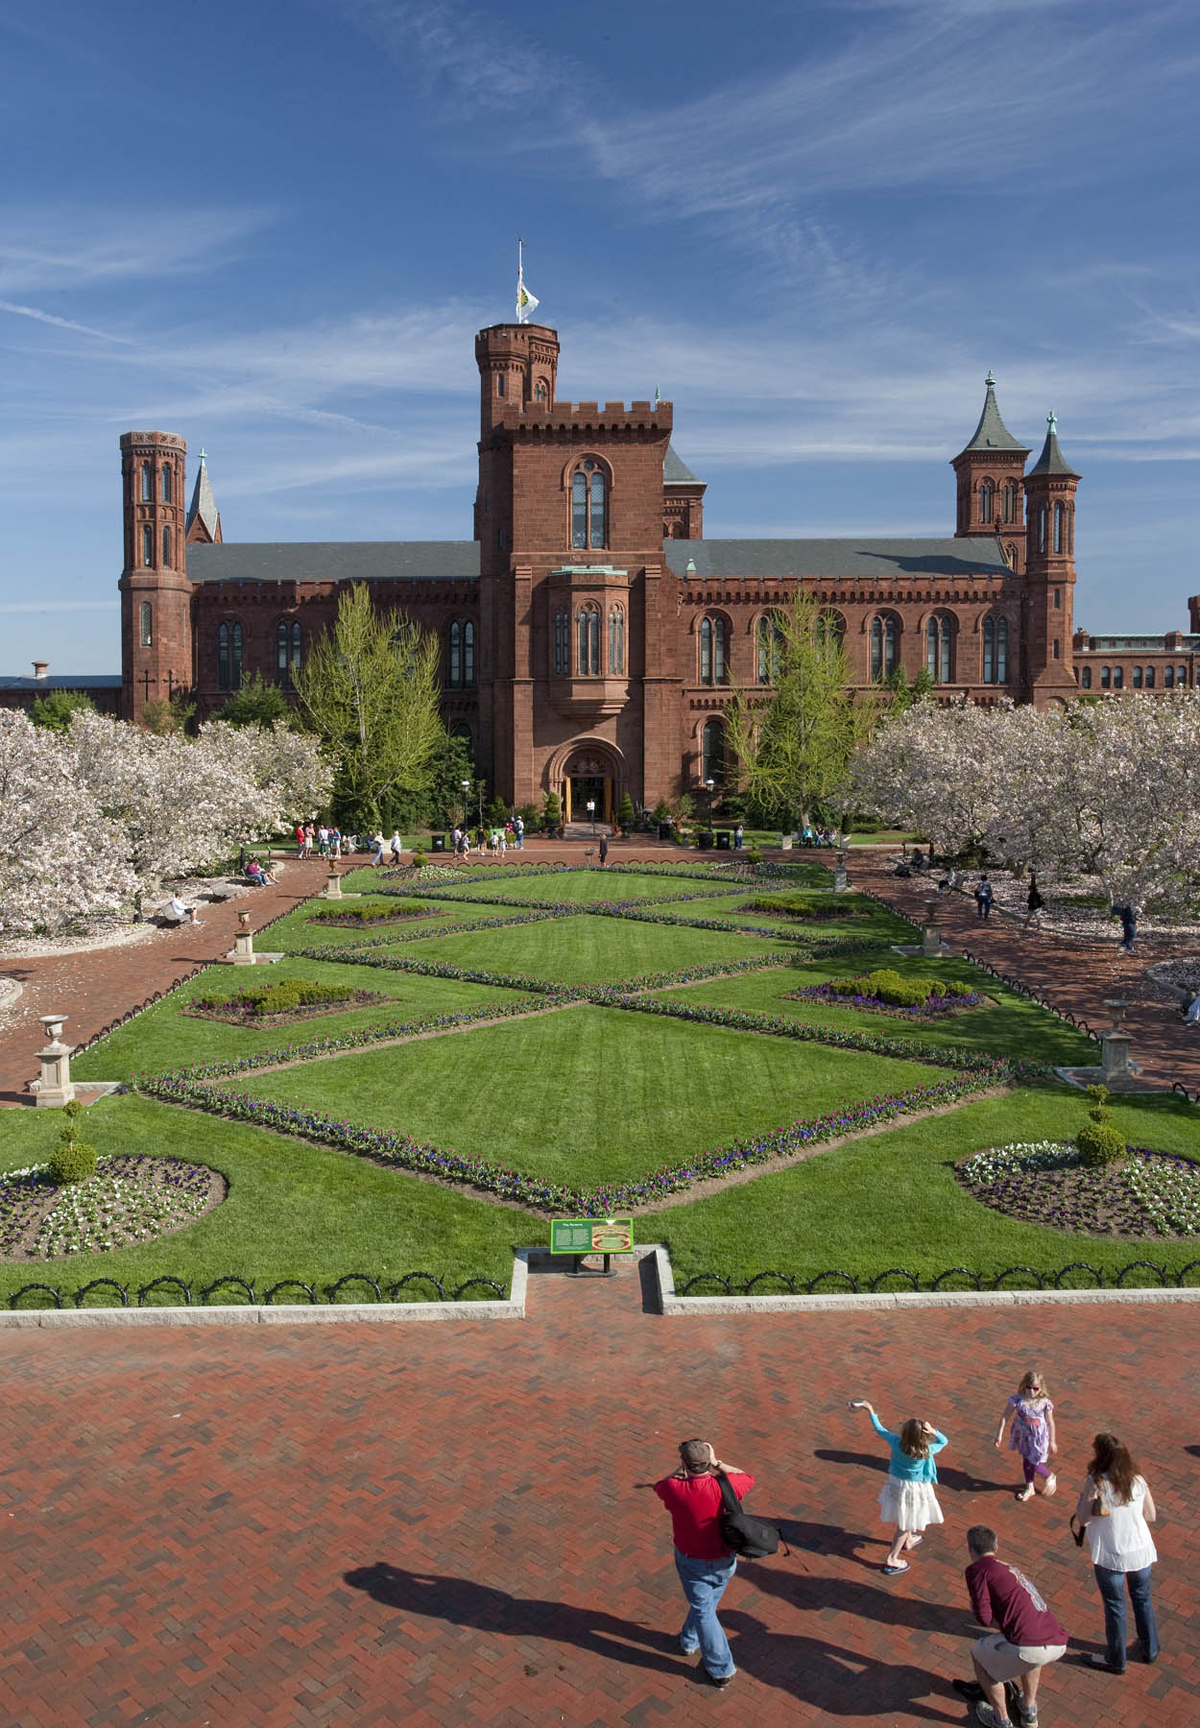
[779,835,793,851]
[324,870,343,898]
[921,896,943,956]
[232,910,256,966]
[1100,1031,1133,1083]
[832,849,850,892]
[34,1014,75,1107]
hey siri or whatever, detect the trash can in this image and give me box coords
[658,822,673,841]
[431,834,445,853]
[715,830,731,850]
[698,829,713,850]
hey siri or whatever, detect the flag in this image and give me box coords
[516,272,538,323]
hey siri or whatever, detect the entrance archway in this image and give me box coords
[549,739,626,824]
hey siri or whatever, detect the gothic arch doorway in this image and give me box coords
[548,738,626,824]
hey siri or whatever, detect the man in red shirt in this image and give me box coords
[653,1438,754,1688]
[954,1526,1068,1728]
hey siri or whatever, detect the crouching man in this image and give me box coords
[954,1525,1067,1728]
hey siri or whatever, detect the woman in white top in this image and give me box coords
[1075,1432,1159,1673]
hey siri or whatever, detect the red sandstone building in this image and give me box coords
[21,320,1191,817]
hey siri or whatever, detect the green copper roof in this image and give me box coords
[1028,411,1079,477]
[959,371,1029,454]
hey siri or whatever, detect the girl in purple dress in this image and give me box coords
[994,1368,1058,1501]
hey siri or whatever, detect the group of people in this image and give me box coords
[294,822,347,860]
[367,831,405,868]
[656,1368,1159,1724]
[448,816,525,858]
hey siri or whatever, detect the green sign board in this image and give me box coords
[550,1217,635,1255]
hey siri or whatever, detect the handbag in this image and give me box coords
[715,1470,788,1560]
[1069,1514,1086,1548]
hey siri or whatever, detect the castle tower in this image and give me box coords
[951,372,1029,573]
[1022,412,1080,705]
[185,449,223,544]
[118,431,194,723]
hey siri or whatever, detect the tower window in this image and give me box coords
[142,524,153,566]
[1053,502,1064,554]
[1002,481,1016,524]
[139,601,153,647]
[926,613,953,684]
[1080,665,1092,689]
[702,717,726,786]
[979,481,994,524]
[1038,505,1046,554]
[1054,587,1061,608]
[161,465,172,503]
[870,615,898,681]
[1005,543,1017,570]
[608,605,625,675]
[162,526,171,566]
[277,620,302,687]
[553,609,569,676]
[1053,638,1060,660]
[141,462,152,502]
[577,605,600,676]
[700,614,729,685]
[534,379,548,403]
[757,614,783,684]
[570,458,607,550]
[496,372,505,397]
[447,620,475,688]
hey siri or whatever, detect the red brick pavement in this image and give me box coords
[1,1270,1197,1727]
[849,855,1200,1097]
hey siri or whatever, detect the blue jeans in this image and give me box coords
[1094,1563,1158,1669]
[675,1549,737,1678]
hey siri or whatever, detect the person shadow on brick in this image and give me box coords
[344,1563,689,1679]
[812,1447,1006,1496]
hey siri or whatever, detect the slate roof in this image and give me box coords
[186,451,221,539]
[187,541,480,584]
[959,372,1029,454]
[664,444,702,485]
[0,674,122,689]
[1028,414,1079,477]
[664,537,1011,581]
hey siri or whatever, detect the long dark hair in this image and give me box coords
[1088,1432,1139,1505]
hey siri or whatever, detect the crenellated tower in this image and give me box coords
[1022,412,1080,705]
[118,431,194,723]
[951,372,1029,574]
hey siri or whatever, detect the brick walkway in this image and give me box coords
[848,855,1200,1096]
[1,1271,1197,1727]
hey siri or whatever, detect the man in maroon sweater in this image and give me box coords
[653,1438,754,1688]
[955,1526,1068,1728]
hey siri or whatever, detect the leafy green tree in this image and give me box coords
[727,589,866,829]
[912,664,934,699]
[540,789,561,832]
[294,583,443,831]
[886,666,911,714]
[213,671,290,728]
[29,689,97,731]
[141,692,196,736]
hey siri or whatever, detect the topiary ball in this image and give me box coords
[49,1140,98,1184]
[1076,1121,1127,1168]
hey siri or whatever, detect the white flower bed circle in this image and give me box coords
[957,1140,1200,1238]
[0,1155,224,1262]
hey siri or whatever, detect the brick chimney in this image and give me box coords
[32,660,48,679]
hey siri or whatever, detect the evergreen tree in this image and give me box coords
[212,671,290,728]
[29,689,97,732]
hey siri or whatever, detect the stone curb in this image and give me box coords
[646,1247,1200,1315]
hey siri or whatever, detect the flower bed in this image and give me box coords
[957,1141,1200,1237]
[785,972,984,1018]
[307,900,437,927]
[740,892,872,921]
[0,1156,223,1261]
[186,979,388,1026]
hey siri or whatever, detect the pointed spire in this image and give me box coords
[1028,410,1079,477]
[959,371,1028,453]
[186,448,222,543]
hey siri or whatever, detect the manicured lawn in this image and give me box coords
[372,914,789,983]
[656,890,912,941]
[0,1094,516,1304]
[233,1005,955,1187]
[388,869,741,905]
[267,895,545,954]
[658,1084,1200,1287]
[72,958,536,1082]
[651,955,1098,1066]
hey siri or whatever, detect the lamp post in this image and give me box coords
[461,779,470,835]
[587,798,596,836]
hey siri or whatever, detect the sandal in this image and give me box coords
[883,1561,910,1575]
[907,1535,923,1546]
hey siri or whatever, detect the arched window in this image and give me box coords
[462,620,474,686]
[870,615,898,681]
[1179,665,1189,686]
[756,614,783,684]
[702,718,726,786]
[1005,543,1018,570]
[816,610,845,655]
[1132,665,1143,688]
[1002,481,1017,524]
[160,464,172,503]
[995,616,1008,684]
[571,458,607,549]
[1144,665,1155,688]
[1164,665,1175,689]
[161,526,171,566]
[141,462,152,502]
[1080,665,1092,689]
[142,524,153,566]
[1112,666,1124,689]
[448,620,475,687]
[1101,665,1111,689]
[1037,505,1046,554]
[496,371,505,397]
[926,613,953,684]
[534,379,548,403]
[448,619,462,687]
[979,480,994,524]
[139,601,153,647]
[1053,502,1064,554]
[577,605,600,675]
[699,614,729,685]
[608,605,625,675]
[552,610,569,676]
[217,621,243,691]
[277,620,302,686]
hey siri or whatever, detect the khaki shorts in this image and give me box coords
[974,1633,1066,1683]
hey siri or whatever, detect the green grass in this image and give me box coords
[386,869,735,905]
[72,958,536,1082]
[233,1005,954,1186]
[656,890,912,941]
[266,895,544,953]
[651,954,1098,1066]
[0,1094,516,1304]
[658,1084,1200,1287]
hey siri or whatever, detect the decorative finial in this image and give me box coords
[1047,411,1057,434]
[199,448,207,463]
[985,370,995,387]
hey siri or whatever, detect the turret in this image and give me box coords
[118,431,193,723]
[951,372,1029,573]
[185,448,222,544]
[1022,412,1080,704]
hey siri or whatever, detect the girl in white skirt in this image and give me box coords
[849,1399,947,1575]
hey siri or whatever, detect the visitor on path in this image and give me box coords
[295,823,306,858]
[952,1525,1067,1728]
[317,825,329,857]
[653,1438,754,1689]
[303,822,315,859]
[1024,874,1045,931]
[329,826,342,859]
[1184,989,1200,1026]
[369,831,385,867]
[848,1399,946,1574]
[975,875,994,920]
[1114,903,1137,954]
[599,833,608,866]
[994,1370,1057,1501]
[735,823,744,850]
[1075,1433,1159,1673]
[389,830,403,866]
[514,815,524,849]
[245,859,276,886]
[164,894,196,925]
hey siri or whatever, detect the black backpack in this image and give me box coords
[716,1471,786,1560]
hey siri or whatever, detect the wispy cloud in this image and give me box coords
[0,300,131,341]
[0,207,277,295]
[0,600,118,614]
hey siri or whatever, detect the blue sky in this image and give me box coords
[2,0,1198,672]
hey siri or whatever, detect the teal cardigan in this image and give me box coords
[870,1411,947,1482]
